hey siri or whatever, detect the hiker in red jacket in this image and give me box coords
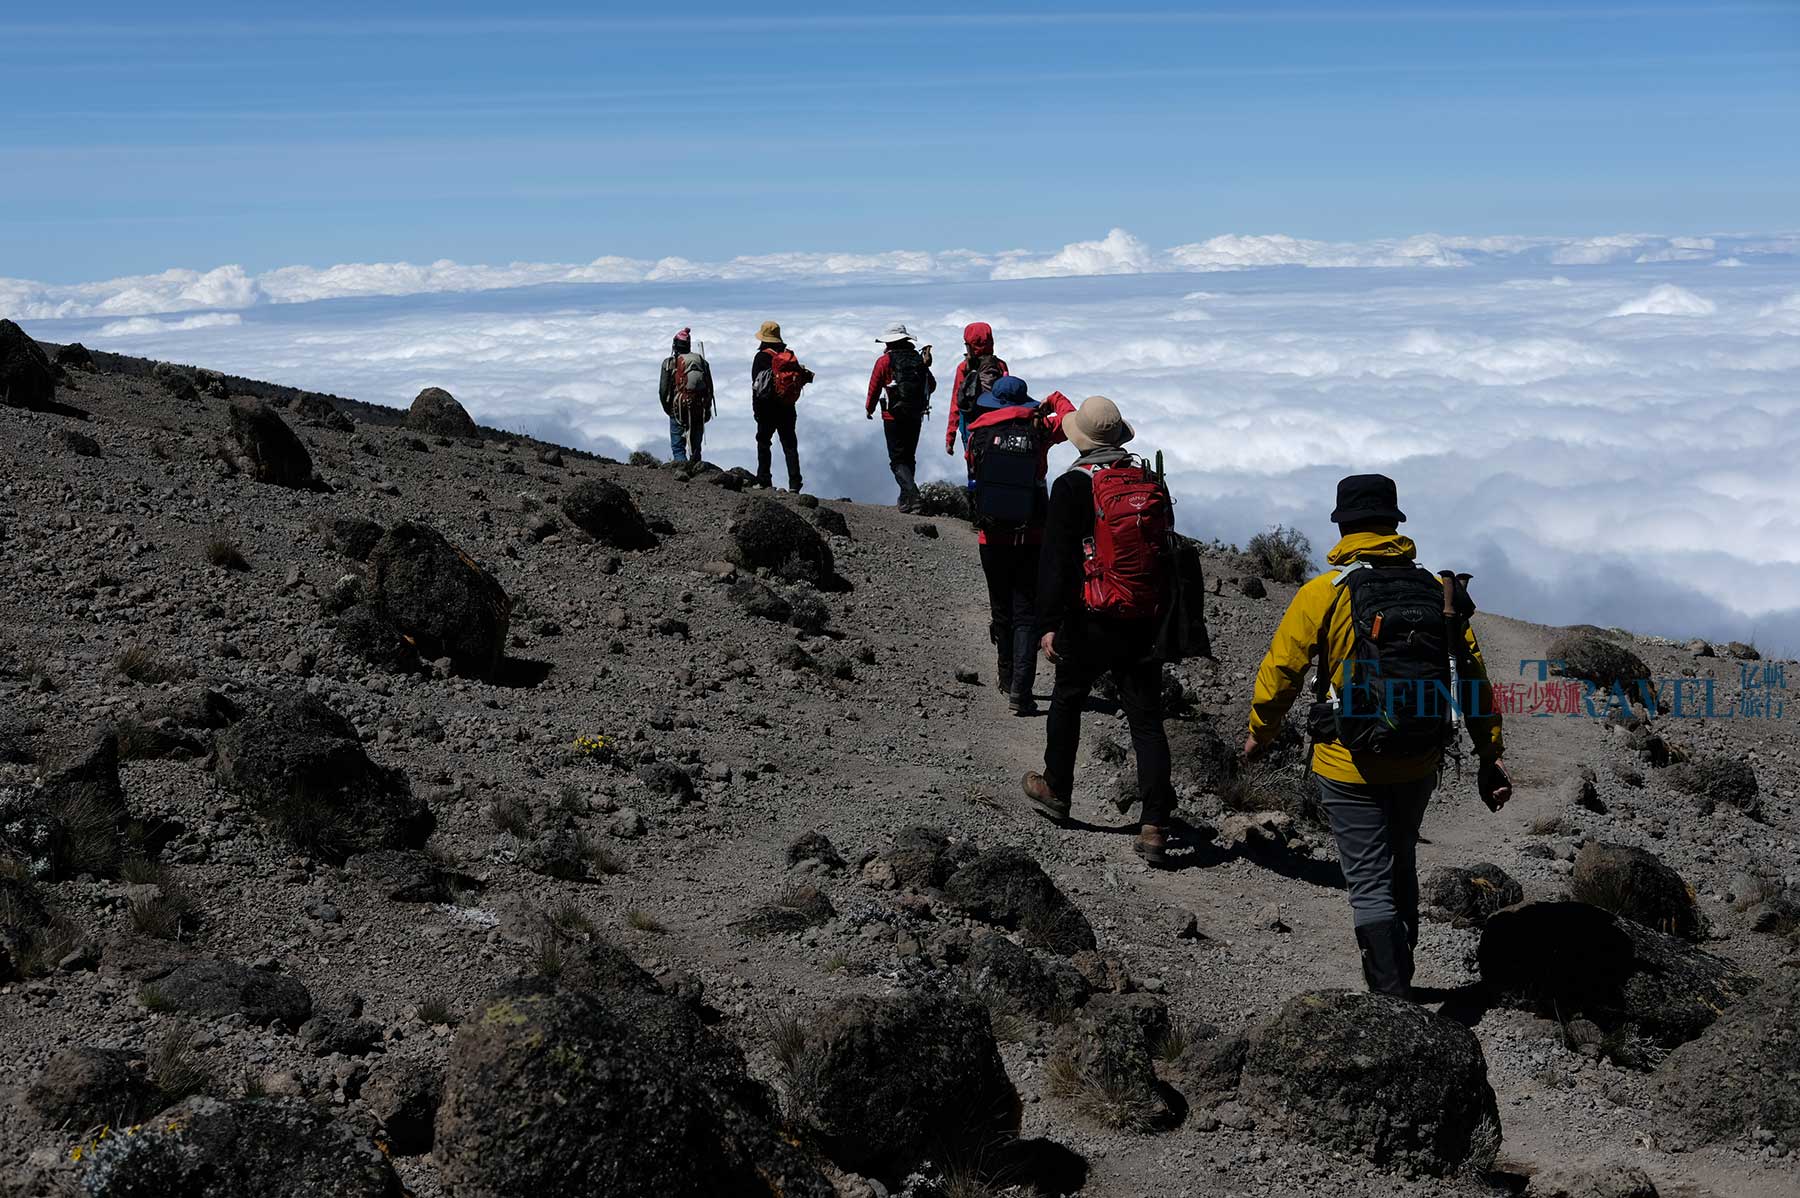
[945,321,1008,455]
[965,375,1075,714]
[1022,395,1178,867]
[864,322,936,512]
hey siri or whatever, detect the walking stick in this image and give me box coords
[1438,570,1465,738]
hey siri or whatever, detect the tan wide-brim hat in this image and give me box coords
[1064,395,1135,452]
[756,320,784,344]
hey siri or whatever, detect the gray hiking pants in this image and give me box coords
[1317,774,1434,933]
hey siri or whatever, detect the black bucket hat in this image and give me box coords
[1330,473,1406,526]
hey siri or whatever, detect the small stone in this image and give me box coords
[954,667,981,685]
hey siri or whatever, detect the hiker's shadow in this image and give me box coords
[1229,838,1347,889]
[1414,981,1496,1028]
[1059,815,1235,872]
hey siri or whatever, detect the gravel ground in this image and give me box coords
[1,352,1795,1197]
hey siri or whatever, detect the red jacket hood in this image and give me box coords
[962,322,994,356]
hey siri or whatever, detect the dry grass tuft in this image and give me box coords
[115,644,186,685]
[205,536,250,572]
[1045,1051,1164,1132]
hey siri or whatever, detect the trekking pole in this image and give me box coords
[1438,570,1465,738]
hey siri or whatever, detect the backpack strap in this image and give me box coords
[1311,561,1371,704]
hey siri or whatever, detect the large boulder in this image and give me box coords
[435,981,832,1198]
[362,1059,442,1156]
[27,1046,157,1129]
[406,386,479,438]
[728,497,837,587]
[80,1096,402,1198]
[1423,862,1525,926]
[369,522,511,677]
[0,319,55,410]
[1479,901,1754,1054]
[1572,842,1707,941]
[862,825,973,891]
[966,932,1089,1020]
[1526,1164,1660,1198]
[344,849,475,903]
[143,958,313,1029]
[226,401,317,489]
[1546,633,1655,711]
[914,480,971,521]
[1235,990,1501,1177]
[561,479,657,550]
[944,847,1097,956]
[1670,755,1761,820]
[215,690,434,863]
[1049,993,1174,1130]
[788,988,1020,1180]
[332,603,422,674]
[1657,966,1798,1153]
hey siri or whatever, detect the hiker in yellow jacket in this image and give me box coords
[1243,474,1512,999]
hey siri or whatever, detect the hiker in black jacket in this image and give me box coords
[1022,395,1176,865]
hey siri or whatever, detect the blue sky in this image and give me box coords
[3,1,1796,283]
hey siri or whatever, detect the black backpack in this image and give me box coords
[958,355,1004,415]
[969,419,1043,532]
[884,346,931,418]
[1310,561,1454,755]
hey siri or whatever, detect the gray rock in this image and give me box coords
[369,522,511,677]
[27,1046,156,1129]
[435,980,832,1198]
[945,847,1097,956]
[728,497,838,589]
[362,1060,442,1156]
[216,690,434,864]
[1658,965,1799,1153]
[0,319,56,410]
[144,958,313,1029]
[1479,901,1755,1054]
[1526,1164,1659,1198]
[788,988,1019,1180]
[81,1095,401,1197]
[1572,842,1708,941]
[405,387,478,439]
[1236,990,1501,1176]
[1422,862,1525,926]
[1050,992,1173,1130]
[561,479,657,550]
[965,932,1088,1020]
[227,401,317,489]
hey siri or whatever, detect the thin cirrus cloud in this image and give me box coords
[10,226,1800,652]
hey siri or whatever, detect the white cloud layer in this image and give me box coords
[15,235,1800,650]
[3,229,1796,320]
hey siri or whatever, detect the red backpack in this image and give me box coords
[1079,458,1175,619]
[763,348,807,403]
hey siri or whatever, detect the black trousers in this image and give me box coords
[883,411,923,504]
[754,396,801,490]
[1043,617,1172,826]
[979,541,1040,702]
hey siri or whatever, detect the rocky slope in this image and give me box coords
[0,332,1796,1198]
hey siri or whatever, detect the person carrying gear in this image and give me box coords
[1242,473,1513,999]
[865,322,937,512]
[658,327,714,463]
[965,375,1075,715]
[750,320,814,492]
[1022,396,1179,866]
[945,321,1008,457]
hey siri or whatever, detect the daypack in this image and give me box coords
[673,351,712,424]
[884,347,931,418]
[1156,535,1213,661]
[1079,458,1175,620]
[969,418,1043,532]
[957,354,1005,415]
[1310,561,1454,756]
[761,348,807,403]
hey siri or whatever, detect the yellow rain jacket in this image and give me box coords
[1247,531,1505,785]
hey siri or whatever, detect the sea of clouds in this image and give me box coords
[9,228,1800,653]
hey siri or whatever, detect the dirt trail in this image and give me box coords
[937,523,1795,1198]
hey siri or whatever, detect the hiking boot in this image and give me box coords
[1009,695,1040,717]
[1133,824,1169,868]
[1021,772,1069,823]
[1355,920,1415,1000]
